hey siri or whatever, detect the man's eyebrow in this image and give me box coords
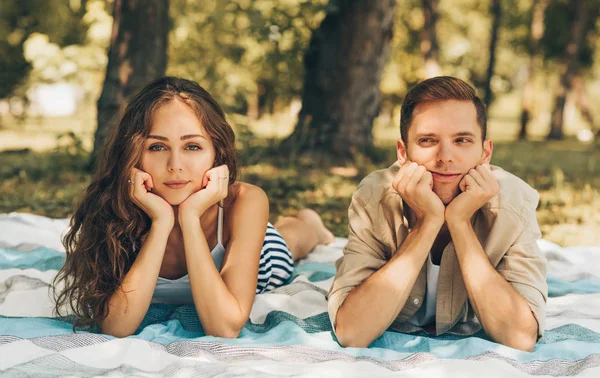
[147,134,206,141]
[454,132,477,137]
[415,133,438,138]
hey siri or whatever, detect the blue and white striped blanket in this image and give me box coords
[1,213,599,377]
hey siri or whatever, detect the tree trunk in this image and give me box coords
[90,0,169,169]
[282,0,396,160]
[483,0,501,108]
[547,0,586,140]
[420,0,441,79]
[519,0,548,140]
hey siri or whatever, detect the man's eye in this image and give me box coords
[456,138,472,143]
[149,144,165,151]
[186,144,202,151]
[419,138,435,144]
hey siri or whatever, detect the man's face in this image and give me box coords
[397,100,493,204]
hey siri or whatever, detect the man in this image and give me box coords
[328,76,547,352]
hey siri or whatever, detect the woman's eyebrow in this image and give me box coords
[147,134,206,141]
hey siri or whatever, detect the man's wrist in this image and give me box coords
[446,217,473,233]
[414,215,444,235]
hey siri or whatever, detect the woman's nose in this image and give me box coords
[167,152,183,172]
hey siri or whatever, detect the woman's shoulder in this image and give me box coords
[226,181,268,208]
[222,182,269,240]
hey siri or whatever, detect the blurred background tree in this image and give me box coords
[282,0,396,159]
[91,0,169,168]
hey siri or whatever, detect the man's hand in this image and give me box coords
[179,165,230,221]
[445,164,499,225]
[392,161,445,225]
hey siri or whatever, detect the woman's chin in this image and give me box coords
[155,192,188,206]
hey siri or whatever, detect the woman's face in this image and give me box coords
[140,99,216,205]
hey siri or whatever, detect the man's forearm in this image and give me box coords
[335,218,443,347]
[448,221,539,351]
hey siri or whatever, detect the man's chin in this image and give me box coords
[433,188,459,205]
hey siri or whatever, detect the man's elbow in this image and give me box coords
[335,320,373,348]
[503,331,537,352]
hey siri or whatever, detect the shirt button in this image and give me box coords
[413,298,420,305]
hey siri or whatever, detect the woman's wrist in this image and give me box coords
[151,217,175,232]
[178,210,201,231]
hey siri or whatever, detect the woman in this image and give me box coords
[53,77,334,338]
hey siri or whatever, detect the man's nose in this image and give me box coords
[436,141,454,163]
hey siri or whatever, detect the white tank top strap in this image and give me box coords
[217,200,224,246]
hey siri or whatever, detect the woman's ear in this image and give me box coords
[396,139,408,164]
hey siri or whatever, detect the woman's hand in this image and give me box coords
[128,168,174,228]
[179,165,230,221]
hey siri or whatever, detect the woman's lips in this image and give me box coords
[164,181,190,189]
[431,172,461,183]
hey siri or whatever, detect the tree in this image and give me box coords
[547,0,586,140]
[519,0,548,140]
[483,0,501,107]
[282,0,396,160]
[420,0,441,79]
[90,0,169,169]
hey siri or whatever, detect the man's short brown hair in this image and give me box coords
[400,76,487,144]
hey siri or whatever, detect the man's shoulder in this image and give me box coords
[353,161,400,208]
[489,165,540,212]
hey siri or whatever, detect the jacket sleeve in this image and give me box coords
[496,196,548,338]
[328,193,390,334]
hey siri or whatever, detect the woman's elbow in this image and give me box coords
[99,323,135,338]
[204,318,246,339]
[209,327,242,339]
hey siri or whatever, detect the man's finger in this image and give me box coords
[468,168,486,188]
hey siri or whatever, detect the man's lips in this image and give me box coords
[164,180,190,189]
[431,172,461,183]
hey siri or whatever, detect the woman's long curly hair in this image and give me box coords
[52,77,239,329]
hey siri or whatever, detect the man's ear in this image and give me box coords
[482,139,493,163]
[396,139,408,164]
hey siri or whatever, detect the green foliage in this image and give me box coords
[167,0,327,114]
[0,0,93,98]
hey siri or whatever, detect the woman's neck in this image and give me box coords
[171,204,218,232]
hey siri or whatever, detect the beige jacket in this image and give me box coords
[328,162,548,337]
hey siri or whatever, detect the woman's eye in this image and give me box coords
[148,144,165,151]
[186,144,202,151]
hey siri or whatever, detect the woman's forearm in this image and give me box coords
[99,221,171,337]
[180,215,247,338]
